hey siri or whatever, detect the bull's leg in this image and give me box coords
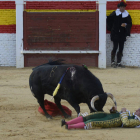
[54,97,71,118]
[86,102,95,113]
[32,86,52,119]
[37,94,52,119]
[67,100,80,117]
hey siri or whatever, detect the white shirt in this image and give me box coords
[115,9,129,18]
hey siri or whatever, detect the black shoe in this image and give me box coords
[116,63,125,68]
[61,119,66,127]
[111,62,117,68]
[65,124,68,129]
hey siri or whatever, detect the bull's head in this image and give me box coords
[91,93,117,111]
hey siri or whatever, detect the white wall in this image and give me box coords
[0,34,16,66]
[106,34,140,67]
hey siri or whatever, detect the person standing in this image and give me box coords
[107,0,132,68]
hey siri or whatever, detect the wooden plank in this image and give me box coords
[23,11,27,50]
[95,11,99,50]
[24,54,98,67]
[23,11,99,53]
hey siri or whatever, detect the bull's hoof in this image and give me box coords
[64,114,71,119]
[46,115,52,120]
[61,119,66,127]
[47,117,52,120]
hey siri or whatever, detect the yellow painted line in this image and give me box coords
[25,9,97,12]
[0,9,16,25]
[0,9,139,25]
[107,10,140,25]
[106,10,114,16]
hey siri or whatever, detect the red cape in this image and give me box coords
[38,99,72,117]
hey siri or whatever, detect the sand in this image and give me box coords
[0,66,140,140]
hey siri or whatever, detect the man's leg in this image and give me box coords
[66,122,85,130]
[61,116,84,126]
[116,41,125,68]
[111,41,118,67]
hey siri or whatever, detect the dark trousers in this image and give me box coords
[111,41,124,63]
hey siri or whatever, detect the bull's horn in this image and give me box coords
[106,93,117,106]
[90,95,99,111]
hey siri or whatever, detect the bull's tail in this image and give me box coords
[29,75,35,97]
[91,93,117,111]
[32,59,65,71]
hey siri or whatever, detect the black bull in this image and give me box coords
[29,61,117,119]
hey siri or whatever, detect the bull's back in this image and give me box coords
[29,64,104,97]
[29,65,74,95]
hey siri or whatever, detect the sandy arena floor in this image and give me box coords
[0,66,140,140]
